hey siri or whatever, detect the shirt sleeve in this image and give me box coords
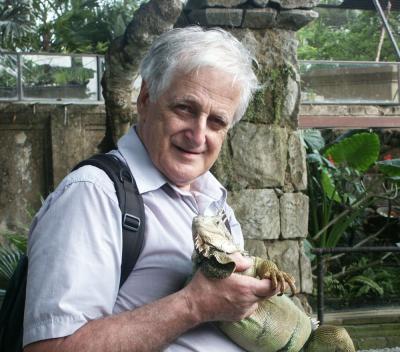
[23,167,122,347]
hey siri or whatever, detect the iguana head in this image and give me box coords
[192,213,240,267]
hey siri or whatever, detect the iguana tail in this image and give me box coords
[304,325,355,352]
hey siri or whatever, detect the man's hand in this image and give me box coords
[183,262,280,324]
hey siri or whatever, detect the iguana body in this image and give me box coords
[192,213,355,352]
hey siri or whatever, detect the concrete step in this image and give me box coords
[316,307,400,350]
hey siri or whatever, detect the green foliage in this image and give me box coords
[23,63,95,87]
[323,257,400,304]
[0,0,142,53]
[304,129,400,249]
[377,158,400,181]
[0,232,27,293]
[298,8,400,61]
[0,0,34,50]
[305,129,400,305]
[0,247,23,282]
[324,133,380,173]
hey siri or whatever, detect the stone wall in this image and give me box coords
[0,103,107,236]
[180,0,318,298]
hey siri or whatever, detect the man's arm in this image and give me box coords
[24,256,278,352]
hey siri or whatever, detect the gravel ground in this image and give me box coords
[357,348,400,352]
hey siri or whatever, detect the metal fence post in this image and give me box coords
[17,53,23,101]
[316,252,325,325]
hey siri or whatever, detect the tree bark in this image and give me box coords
[99,0,183,152]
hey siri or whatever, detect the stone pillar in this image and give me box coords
[182,0,319,304]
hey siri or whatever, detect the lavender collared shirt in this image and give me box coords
[24,127,245,351]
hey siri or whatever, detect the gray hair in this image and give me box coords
[139,26,259,125]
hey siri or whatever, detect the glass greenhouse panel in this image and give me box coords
[21,55,98,101]
[0,54,18,100]
[300,61,400,104]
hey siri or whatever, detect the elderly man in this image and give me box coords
[23,27,279,352]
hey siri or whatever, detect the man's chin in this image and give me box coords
[164,168,202,189]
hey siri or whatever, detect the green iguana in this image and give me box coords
[192,213,356,352]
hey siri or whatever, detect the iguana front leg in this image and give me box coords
[249,257,297,296]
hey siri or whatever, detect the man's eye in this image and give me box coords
[209,116,228,129]
[176,104,192,113]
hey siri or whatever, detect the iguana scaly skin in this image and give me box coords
[192,213,356,352]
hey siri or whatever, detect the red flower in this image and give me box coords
[383,153,392,160]
[328,154,335,165]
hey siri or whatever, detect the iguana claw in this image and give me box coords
[254,257,297,296]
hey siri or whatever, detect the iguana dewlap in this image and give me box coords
[192,213,356,352]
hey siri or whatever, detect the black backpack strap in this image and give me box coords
[72,153,145,288]
[0,254,27,352]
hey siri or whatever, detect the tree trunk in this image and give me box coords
[99,0,183,152]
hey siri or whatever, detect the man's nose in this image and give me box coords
[185,117,207,147]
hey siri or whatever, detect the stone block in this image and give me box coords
[245,63,298,126]
[281,68,300,123]
[244,239,311,294]
[288,131,307,191]
[265,239,301,288]
[269,0,319,9]
[187,8,243,27]
[229,189,280,240]
[242,8,277,29]
[211,138,234,190]
[299,241,312,293]
[185,0,247,9]
[250,0,270,7]
[230,123,288,188]
[276,9,319,31]
[280,192,309,239]
[244,239,267,258]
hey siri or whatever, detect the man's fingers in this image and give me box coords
[231,252,252,272]
[251,278,280,298]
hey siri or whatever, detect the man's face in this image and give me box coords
[137,68,241,190]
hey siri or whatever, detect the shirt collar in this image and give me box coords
[117,126,228,206]
[117,126,167,194]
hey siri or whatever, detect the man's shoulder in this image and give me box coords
[55,164,117,200]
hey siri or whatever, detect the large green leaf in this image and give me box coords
[321,168,341,202]
[376,159,400,177]
[323,132,380,173]
[301,129,325,151]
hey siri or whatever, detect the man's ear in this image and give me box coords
[137,80,150,115]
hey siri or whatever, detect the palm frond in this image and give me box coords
[0,247,23,281]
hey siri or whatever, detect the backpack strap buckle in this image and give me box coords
[123,213,141,232]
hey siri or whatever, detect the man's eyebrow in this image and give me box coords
[170,95,201,105]
[170,96,231,122]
